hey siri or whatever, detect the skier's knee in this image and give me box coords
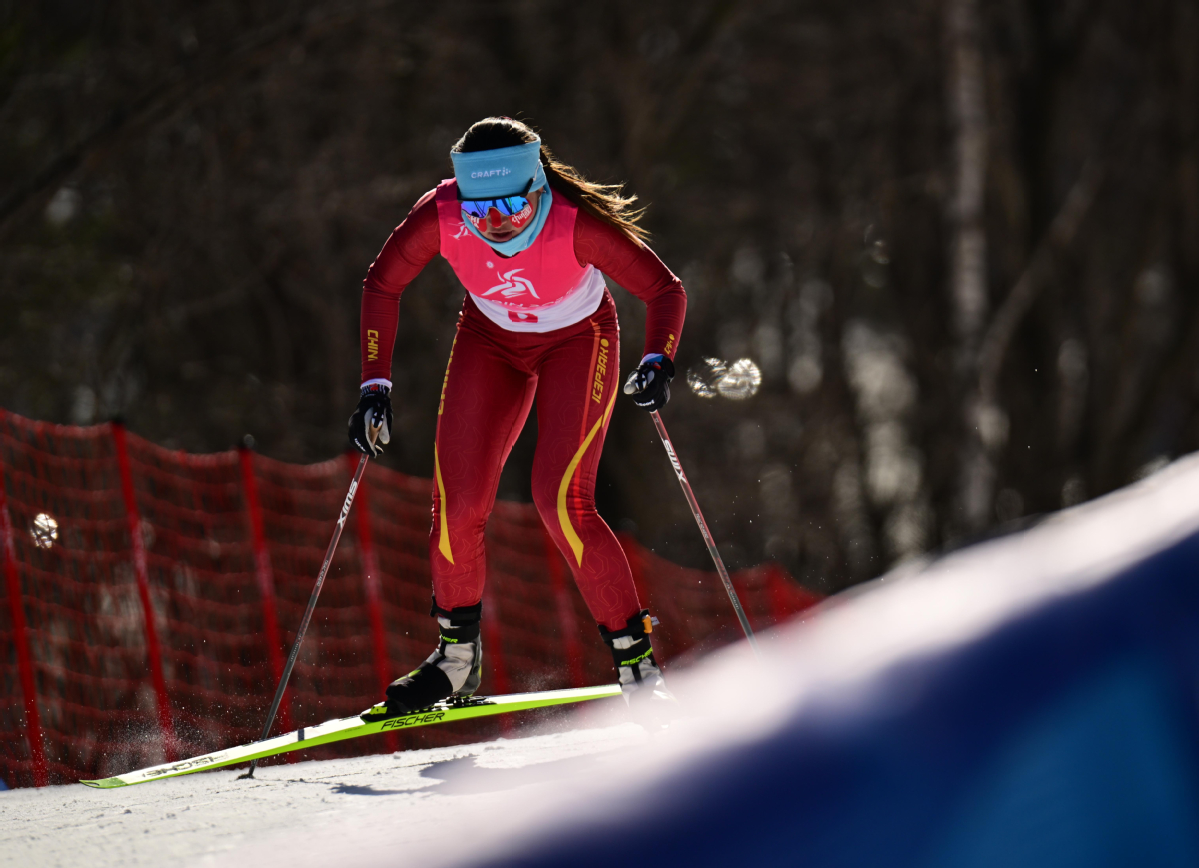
[534,487,599,535]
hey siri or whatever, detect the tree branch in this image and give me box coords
[977,159,1103,406]
[0,0,398,239]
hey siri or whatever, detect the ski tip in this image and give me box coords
[79,777,126,789]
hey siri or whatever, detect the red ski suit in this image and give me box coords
[361,183,685,630]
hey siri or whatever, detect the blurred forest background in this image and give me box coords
[1,0,1196,593]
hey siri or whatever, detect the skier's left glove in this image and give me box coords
[348,383,392,457]
[623,354,675,411]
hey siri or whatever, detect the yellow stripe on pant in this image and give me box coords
[434,444,454,564]
[556,393,617,566]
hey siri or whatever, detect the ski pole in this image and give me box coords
[648,410,760,655]
[240,451,371,780]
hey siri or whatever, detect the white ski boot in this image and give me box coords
[379,599,482,715]
[600,609,676,728]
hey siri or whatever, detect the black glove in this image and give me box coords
[348,383,392,457]
[622,354,675,411]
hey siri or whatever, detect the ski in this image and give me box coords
[80,683,621,789]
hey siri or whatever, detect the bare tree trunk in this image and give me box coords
[947,0,991,533]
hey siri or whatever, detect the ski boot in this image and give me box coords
[367,599,482,720]
[600,609,676,729]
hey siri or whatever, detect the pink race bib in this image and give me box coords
[435,180,604,332]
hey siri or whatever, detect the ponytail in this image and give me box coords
[452,117,650,244]
[540,144,650,243]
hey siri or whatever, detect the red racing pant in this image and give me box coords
[429,290,640,631]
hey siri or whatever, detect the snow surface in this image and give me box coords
[1,713,652,868]
[6,455,1199,868]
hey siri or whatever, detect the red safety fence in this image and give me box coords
[0,409,820,788]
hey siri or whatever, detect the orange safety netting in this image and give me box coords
[0,409,819,788]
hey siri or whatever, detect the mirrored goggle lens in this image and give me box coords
[460,195,530,220]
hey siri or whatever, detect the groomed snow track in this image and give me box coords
[7,455,1199,868]
[2,713,652,868]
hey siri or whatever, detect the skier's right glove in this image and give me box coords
[348,383,392,457]
[622,354,675,411]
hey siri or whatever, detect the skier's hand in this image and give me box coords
[622,354,675,411]
[348,383,392,457]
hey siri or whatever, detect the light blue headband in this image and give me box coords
[450,140,546,199]
[450,138,553,256]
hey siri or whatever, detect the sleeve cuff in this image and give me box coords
[361,378,393,390]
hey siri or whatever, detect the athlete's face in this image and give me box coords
[473,189,542,243]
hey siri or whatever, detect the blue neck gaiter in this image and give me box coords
[450,140,553,257]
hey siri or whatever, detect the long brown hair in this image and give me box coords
[451,117,649,243]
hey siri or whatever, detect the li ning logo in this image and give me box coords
[471,168,512,179]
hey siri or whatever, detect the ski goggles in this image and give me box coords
[459,194,532,221]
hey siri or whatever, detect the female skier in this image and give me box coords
[347,117,685,717]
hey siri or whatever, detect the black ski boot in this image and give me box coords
[368,599,482,719]
[600,609,676,728]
